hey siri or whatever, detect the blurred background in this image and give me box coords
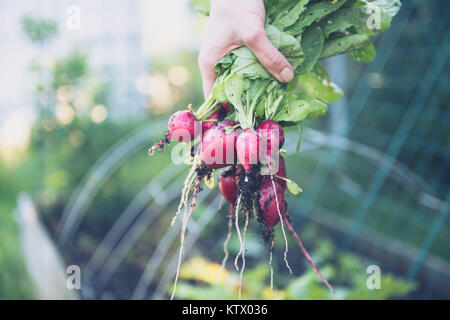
[0,0,448,300]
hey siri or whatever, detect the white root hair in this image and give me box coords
[233,194,243,271]
[216,208,234,285]
[238,209,250,300]
[270,174,293,275]
[269,238,275,296]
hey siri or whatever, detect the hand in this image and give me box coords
[198,0,294,98]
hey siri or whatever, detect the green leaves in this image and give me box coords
[285,0,348,36]
[272,64,341,125]
[318,0,401,38]
[320,7,369,38]
[198,0,401,133]
[276,176,303,195]
[231,47,271,79]
[298,64,344,104]
[192,0,210,16]
[224,73,244,110]
[211,81,227,102]
[273,93,328,123]
[266,25,305,70]
[348,43,376,63]
[360,0,402,33]
[274,0,309,29]
[287,179,303,195]
[296,25,324,74]
[320,34,371,59]
[316,0,400,60]
[215,24,305,80]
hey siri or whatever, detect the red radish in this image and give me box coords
[257,120,284,163]
[217,166,238,284]
[278,161,287,192]
[219,169,239,221]
[202,110,219,135]
[261,156,287,192]
[201,120,237,169]
[276,156,287,179]
[219,174,238,205]
[257,176,286,231]
[236,129,260,172]
[149,109,198,155]
[167,110,198,142]
[257,174,336,297]
[202,103,229,134]
[221,102,231,112]
[257,174,337,298]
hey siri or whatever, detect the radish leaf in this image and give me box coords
[349,43,376,63]
[298,64,343,104]
[286,0,348,36]
[296,25,324,74]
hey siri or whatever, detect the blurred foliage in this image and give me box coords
[26,118,145,222]
[1,13,201,299]
[0,15,114,298]
[142,52,204,115]
[0,160,35,299]
[21,16,58,44]
[52,51,89,89]
[174,235,416,300]
[0,14,64,299]
[29,47,111,120]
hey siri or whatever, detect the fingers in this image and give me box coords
[199,24,294,98]
[198,45,219,99]
[243,28,294,83]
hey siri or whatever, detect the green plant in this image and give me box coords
[173,234,416,300]
[21,16,58,44]
[52,51,89,89]
[0,160,35,299]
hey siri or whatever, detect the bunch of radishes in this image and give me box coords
[146,0,402,300]
[151,103,290,234]
[150,100,335,300]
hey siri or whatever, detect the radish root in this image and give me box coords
[216,207,234,284]
[238,209,249,300]
[283,216,337,299]
[269,238,274,296]
[233,194,243,271]
[171,174,203,300]
[148,134,169,156]
[171,161,197,226]
[171,151,203,300]
[270,174,293,275]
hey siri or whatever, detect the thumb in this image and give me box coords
[243,28,294,83]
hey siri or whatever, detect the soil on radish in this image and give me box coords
[237,163,261,215]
